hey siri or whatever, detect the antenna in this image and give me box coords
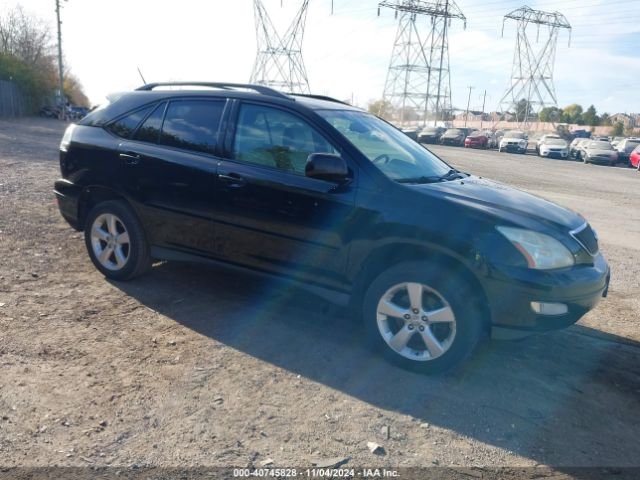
[137,67,146,85]
[378,0,466,126]
[498,6,571,127]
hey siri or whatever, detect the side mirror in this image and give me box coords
[305,153,349,183]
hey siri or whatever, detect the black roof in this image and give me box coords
[81,82,360,126]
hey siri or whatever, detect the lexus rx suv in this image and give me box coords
[54,82,610,373]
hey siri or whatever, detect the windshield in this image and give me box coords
[444,129,462,135]
[469,132,485,138]
[546,139,567,146]
[422,128,439,134]
[587,142,613,150]
[504,131,525,139]
[318,110,450,182]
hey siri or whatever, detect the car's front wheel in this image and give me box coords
[362,262,484,373]
[84,200,151,280]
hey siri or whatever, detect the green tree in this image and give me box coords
[612,122,624,136]
[539,106,562,123]
[582,105,599,126]
[367,99,394,120]
[600,113,611,126]
[515,98,534,122]
[561,104,584,124]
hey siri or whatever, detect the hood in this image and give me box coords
[409,176,583,231]
[586,148,615,156]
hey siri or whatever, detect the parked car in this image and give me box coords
[402,127,421,142]
[417,126,445,144]
[629,145,640,169]
[464,131,489,149]
[539,138,569,159]
[610,136,625,148]
[491,130,505,149]
[615,138,640,162]
[54,81,610,373]
[581,141,618,165]
[440,128,466,146]
[536,134,561,153]
[573,138,592,160]
[498,130,528,153]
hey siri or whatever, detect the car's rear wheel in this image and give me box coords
[362,262,484,374]
[84,200,150,280]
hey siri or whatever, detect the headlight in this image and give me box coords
[497,226,574,270]
[519,140,527,146]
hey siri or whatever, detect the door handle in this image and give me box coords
[119,152,141,165]
[218,173,246,187]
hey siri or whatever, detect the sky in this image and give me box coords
[9,0,640,114]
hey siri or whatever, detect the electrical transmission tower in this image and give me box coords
[498,6,571,125]
[250,0,311,93]
[378,0,466,126]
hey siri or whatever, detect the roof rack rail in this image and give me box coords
[135,82,291,100]
[289,93,351,106]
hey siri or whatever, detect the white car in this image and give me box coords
[539,139,569,159]
[499,131,528,154]
[536,134,561,153]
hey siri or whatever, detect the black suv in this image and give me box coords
[55,82,610,373]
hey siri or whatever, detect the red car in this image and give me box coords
[464,132,488,148]
[630,145,640,169]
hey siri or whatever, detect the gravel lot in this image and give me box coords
[1,118,639,474]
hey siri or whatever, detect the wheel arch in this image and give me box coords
[350,243,492,334]
[77,185,131,231]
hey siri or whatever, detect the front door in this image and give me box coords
[212,102,357,291]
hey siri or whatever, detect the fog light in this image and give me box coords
[530,301,568,315]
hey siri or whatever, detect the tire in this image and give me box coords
[362,261,485,374]
[84,200,151,281]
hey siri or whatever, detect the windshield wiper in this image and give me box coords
[395,169,468,184]
[438,169,466,180]
[395,175,443,184]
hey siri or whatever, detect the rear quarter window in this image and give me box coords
[107,105,154,139]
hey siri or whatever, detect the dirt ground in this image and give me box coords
[0,118,639,474]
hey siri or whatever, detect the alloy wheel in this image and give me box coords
[376,282,456,362]
[90,213,131,271]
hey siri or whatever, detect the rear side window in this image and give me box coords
[159,100,225,155]
[107,105,154,138]
[133,103,166,144]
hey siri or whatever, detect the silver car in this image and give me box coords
[581,141,618,166]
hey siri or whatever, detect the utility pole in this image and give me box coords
[55,0,65,107]
[464,85,473,127]
[480,89,487,129]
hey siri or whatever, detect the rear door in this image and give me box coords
[114,98,228,254]
[211,101,357,291]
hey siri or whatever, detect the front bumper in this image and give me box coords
[501,143,526,153]
[484,253,609,337]
[541,150,568,158]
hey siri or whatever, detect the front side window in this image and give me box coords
[107,105,154,138]
[318,109,450,182]
[159,100,225,155]
[232,104,337,173]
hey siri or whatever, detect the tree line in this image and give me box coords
[0,6,88,114]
